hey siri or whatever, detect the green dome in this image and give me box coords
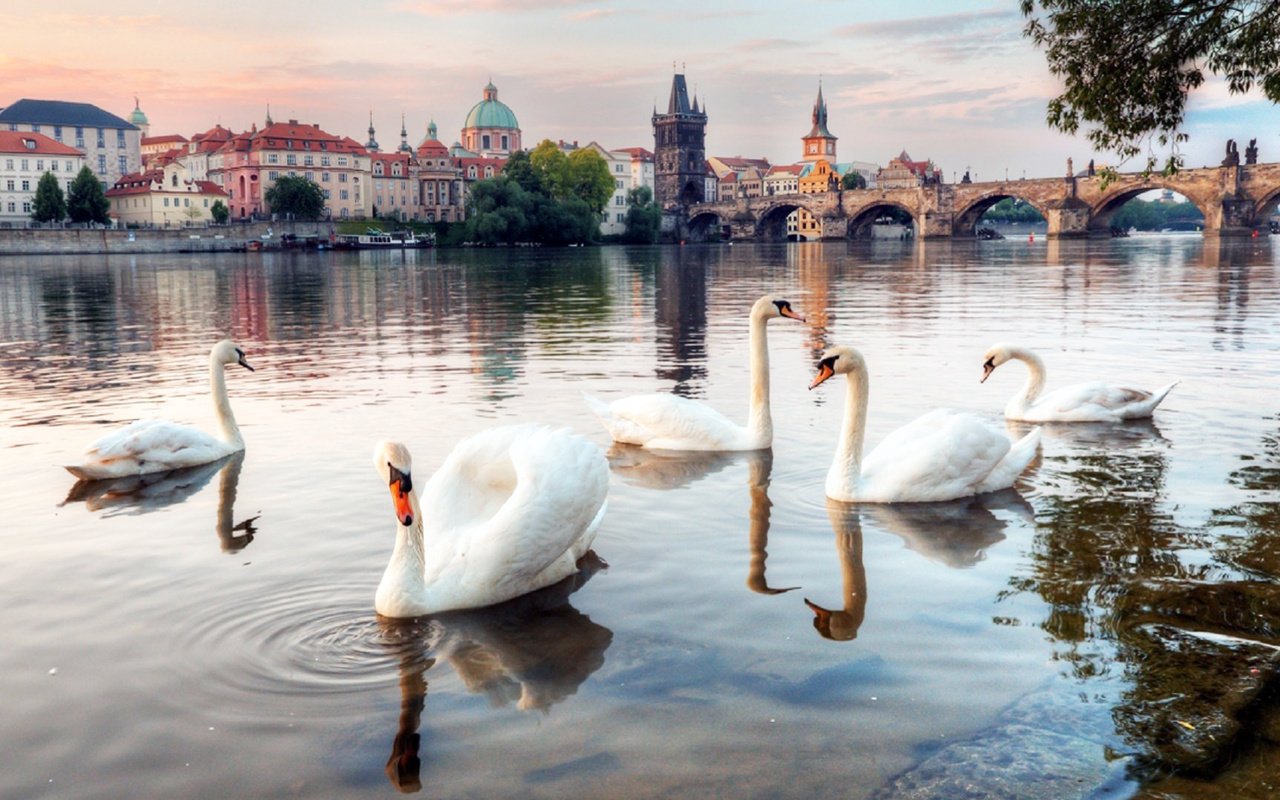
[463,83,519,130]
[129,98,148,126]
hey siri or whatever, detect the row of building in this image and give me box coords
[1,76,944,239]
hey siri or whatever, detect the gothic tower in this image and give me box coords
[653,72,707,209]
[802,82,837,164]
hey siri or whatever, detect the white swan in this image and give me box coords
[980,342,1178,422]
[810,345,1041,503]
[372,425,609,617]
[585,295,804,450]
[65,340,255,480]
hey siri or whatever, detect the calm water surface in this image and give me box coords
[0,239,1276,799]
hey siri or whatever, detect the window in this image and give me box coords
[501,135,508,150]
[484,166,493,178]
[615,180,623,189]
[164,198,169,207]
[392,164,401,177]
[75,127,84,147]
[20,159,28,169]
[203,199,208,207]
[267,154,278,164]
[268,171,279,180]
[31,124,40,133]
[286,154,296,165]
[373,163,383,176]
[21,180,29,191]
[22,201,30,213]
[321,172,330,182]
[6,202,13,212]
[5,180,13,191]
[50,161,58,172]
[53,126,62,141]
[323,189,331,199]
[119,156,128,174]
[96,129,105,148]
[338,173,347,183]
[337,157,348,166]
[97,155,106,173]
[616,213,624,223]
[482,134,491,150]
[303,155,313,166]
[117,130,125,147]
[320,156,330,167]
[36,159,43,170]
[467,166,476,178]
[305,172,313,181]
[616,165,623,173]
[171,173,178,187]
[184,198,190,207]
[339,189,349,200]
[3,159,10,169]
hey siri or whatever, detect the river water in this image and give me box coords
[0,238,1276,799]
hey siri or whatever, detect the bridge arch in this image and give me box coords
[686,211,726,242]
[1089,183,1211,235]
[845,200,917,239]
[756,200,816,241]
[1252,187,1280,225]
[953,191,1049,236]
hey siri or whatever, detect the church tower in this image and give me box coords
[802,82,837,164]
[653,71,707,209]
[366,111,380,152]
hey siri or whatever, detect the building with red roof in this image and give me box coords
[877,149,942,189]
[0,130,86,224]
[208,114,370,219]
[105,161,227,227]
[415,120,463,223]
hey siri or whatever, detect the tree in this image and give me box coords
[524,140,614,214]
[841,171,867,190]
[623,186,662,244]
[1021,1,1280,173]
[264,175,326,220]
[565,148,614,214]
[210,199,230,224]
[503,149,545,194]
[67,166,110,225]
[31,171,66,223]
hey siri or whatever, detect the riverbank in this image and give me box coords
[0,222,330,256]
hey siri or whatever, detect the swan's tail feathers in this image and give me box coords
[1149,380,1179,410]
[977,427,1041,494]
[64,464,91,480]
[582,392,611,419]
[582,392,648,445]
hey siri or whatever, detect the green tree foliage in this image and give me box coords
[526,140,615,214]
[31,171,66,223]
[1021,1,1280,173]
[980,197,1046,224]
[841,171,867,190]
[503,149,545,194]
[1110,198,1205,231]
[66,166,110,225]
[463,175,598,246]
[623,186,662,244]
[210,199,230,224]
[264,175,326,220]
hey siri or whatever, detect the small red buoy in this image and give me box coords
[1028,233,1034,243]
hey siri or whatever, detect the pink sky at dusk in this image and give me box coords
[4,1,1278,179]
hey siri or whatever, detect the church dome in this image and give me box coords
[129,98,148,127]
[463,82,519,130]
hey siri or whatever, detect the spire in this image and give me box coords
[805,79,834,140]
[427,119,438,140]
[667,73,692,115]
[366,110,379,152]
[265,104,273,127]
[399,113,411,152]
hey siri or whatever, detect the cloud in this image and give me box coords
[836,9,1021,40]
[391,0,593,15]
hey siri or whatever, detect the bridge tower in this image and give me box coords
[801,81,837,164]
[653,72,708,210]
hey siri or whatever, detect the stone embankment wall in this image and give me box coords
[0,221,331,256]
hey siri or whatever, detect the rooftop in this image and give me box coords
[0,129,85,156]
[0,99,138,130]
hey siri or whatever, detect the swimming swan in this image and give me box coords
[980,343,1178,422]
[585,295,804,450]
[65,340,254,480]
[810,345,1040,503]
[372,425,609,617]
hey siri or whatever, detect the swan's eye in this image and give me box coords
[818,355,837,371]
[388,464,412,493]
[773,300,790,314]
[983,358,994,369]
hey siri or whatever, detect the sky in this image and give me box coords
[4,0,1279,180]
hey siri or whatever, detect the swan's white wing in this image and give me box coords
[860,409,1011,502]
[70,419,230,479]
[1025,381,1173,421]
[420,425,608,605]
[586,393,746,450]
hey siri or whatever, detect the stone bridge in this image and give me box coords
[678,163,1280,240]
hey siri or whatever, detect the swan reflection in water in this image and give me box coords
[61,450,260,552]
[1006,417,1166,448]
[804,500,867,641]
[606,445,796,594]
[378,554,613,793]
[859,490,1032,569]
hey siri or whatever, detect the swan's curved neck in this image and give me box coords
[209,358,242,445]
[746,314,772,444]
[830,358,870,498]
[1007,347,1047,410]
[381,493,428,605]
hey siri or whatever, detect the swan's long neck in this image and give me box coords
[746,314,772,445]
[1008,347,1047,410]
[380,493,428,608]
[829,357,870,499]
[209,358,242,446]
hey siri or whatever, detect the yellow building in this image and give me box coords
[798,160,839,193]
[106,161,228,226]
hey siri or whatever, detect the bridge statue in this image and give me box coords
[1246,138,1258,165]
[1223,139,1240,167]
[1066,157,1073,178]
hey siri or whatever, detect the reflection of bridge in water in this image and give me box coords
[679,163,1280,241]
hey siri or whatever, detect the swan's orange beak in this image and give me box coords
[804,598,833,635]
[388,467,414,526]
[980,359,995,383]
[780,306,806,322]
[809,362,835,390]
